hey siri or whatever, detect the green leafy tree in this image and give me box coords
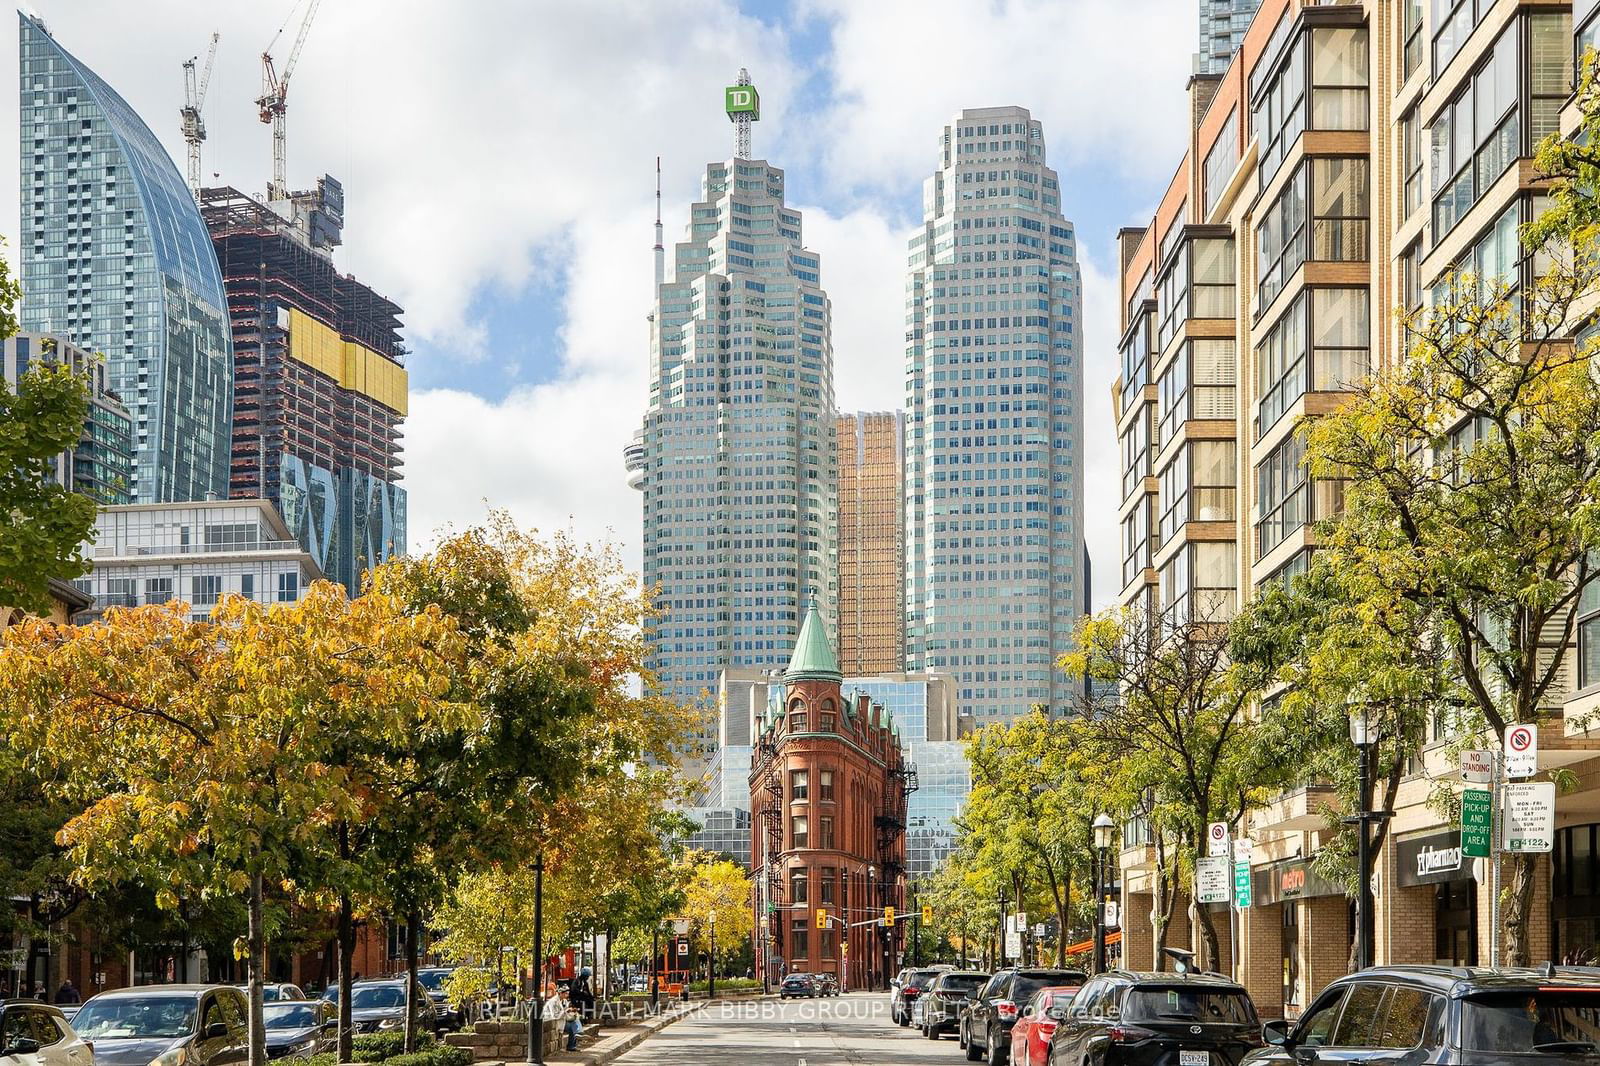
[1060,603,1260,971]
[0,586,469,1066]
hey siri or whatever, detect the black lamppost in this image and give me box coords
[650,922,660,1011]
[526,852,545,1066]
[1092,814,1115,974]
[996,886,1008,968]
[1344,699,1386,971]
[867,866,877,989]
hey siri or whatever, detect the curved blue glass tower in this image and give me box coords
[18,14,232,503]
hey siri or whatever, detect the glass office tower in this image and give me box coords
[18,14,232,503]
[904,106,1085,721]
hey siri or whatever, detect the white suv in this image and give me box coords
[0,1001,93,1066]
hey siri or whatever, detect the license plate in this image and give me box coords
[1179,1053,1209,1066]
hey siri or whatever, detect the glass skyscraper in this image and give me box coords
[904,106,1085,721]
[18,14,232,503]
[1198,0,1263,74]
[630,135,837,748]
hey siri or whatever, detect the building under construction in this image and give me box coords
[201,179,407,593]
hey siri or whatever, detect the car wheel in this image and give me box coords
[965,1028,983,1062]
[926,1023,940,1041]
[987,1026,1006,1066]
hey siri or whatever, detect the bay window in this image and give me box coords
[1311,27,1370,130]
[1257,434,1308,558]
[1256,287,1370,437]
[1122,496,1152,587]
[1162,540,1238,624]
[1431,14,1570,241]
[1158,439,1237,545]
[1120,404,1152,499]
[1158,339,1237,447]
[1160,233,1237,350]
[1258,158,1368,307]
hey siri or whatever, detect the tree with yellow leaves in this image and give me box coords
[680,853,752,993]
[0,584,468,1066]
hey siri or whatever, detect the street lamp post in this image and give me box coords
[1344,700,1386,971]
[526,852,545,1066]
[996,886,1008,969]
[650,923,660,1012]
[1092,814,1115,975]
[867,866,877,990]
[708,912,717,999]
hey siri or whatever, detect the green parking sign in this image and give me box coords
[1233,861,1252,909]
[1461,788,1492,858]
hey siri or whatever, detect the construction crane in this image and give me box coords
[180,32,219,195]
[257,0,323,202]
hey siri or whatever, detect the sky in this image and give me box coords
[4,0,1197,609]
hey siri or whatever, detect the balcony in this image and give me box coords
[92,539,302,559]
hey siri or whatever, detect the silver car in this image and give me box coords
[68,985,247,1066]
[0,1002,92,1066]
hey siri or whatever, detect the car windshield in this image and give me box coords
[416,972,448,992]
[1462,990,1600,1053]
[350,986,407,1009]
[938,975,989,994]
[1124,987,1257,1025]
[263,1005,317,1030]
[908,971,941,990]
[71,996,198,1040]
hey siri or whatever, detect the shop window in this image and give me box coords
[1435,881,1478,965]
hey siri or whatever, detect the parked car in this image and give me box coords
[56,1008,79,1026]
[261,1000,336,1060]
[322,978,437,1035]
[236,985,305,1004]
[779,974,817,1000]
[892,968,944,1027]
[1008,986,1078,1066]
[812,974,839,997]
[1244,964,1600,1066]
[964,967,1087,1064]
[1049,969,1260,1066]
[0,1000,93,1066]
[413,969,463,1032]
[921,971,990,1040]
[68,984,248,1066]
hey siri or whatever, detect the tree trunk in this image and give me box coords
[404,908,421,1053]
[1152,836,1170,971]
[1190,822,1221,971]
[1054,868,1070,967]
[247,871,266,1066]
[337,894,356,1063]
[1504,851,1537,967]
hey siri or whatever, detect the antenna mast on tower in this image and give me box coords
[725,68,759,159]
[653,155,664,289]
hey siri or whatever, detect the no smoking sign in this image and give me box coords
[1505,723,1538,780]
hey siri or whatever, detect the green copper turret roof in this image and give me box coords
[785,595,842,682]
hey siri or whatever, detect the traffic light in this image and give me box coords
[816,908,828,929]
[841,940,849,956]
[884,905,896,927]
[921,904,933,924]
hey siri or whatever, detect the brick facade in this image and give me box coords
[749,604,909,991]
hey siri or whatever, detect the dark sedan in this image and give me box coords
[262,1000,336,1060]
[780,974,817,999]
[1051,969,1261,1066]
[322,979,437,1035]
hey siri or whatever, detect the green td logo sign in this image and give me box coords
[725,85,760,118]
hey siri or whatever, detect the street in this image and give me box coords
[614,993,954,1065]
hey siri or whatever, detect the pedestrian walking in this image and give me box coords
[56,980,80,1005]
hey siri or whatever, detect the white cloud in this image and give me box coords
[804,0,1195,198]
[798,204,910,413]
[1078,250,1123,611]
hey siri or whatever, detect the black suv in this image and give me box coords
[922,970,990,1039]
[893,968,944,1026]
[1244,965,1600,1065]
[1049,969,1261,1066]
[965,967,1088,1064]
